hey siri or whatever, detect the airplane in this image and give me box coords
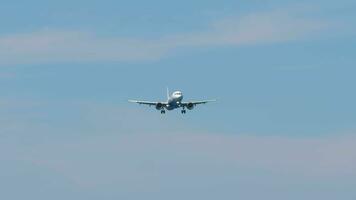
[129,88,216,114]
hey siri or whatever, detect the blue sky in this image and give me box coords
[0,0,356,199]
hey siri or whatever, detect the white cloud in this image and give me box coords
[0,9,331,65]
[0,30,165,64]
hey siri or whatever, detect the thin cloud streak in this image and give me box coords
[1,100,355,199]
[1,101,354,180]
[0,10,331,65]
[20,132,356,189]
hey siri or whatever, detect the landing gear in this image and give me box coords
[181,109,186,114]
[161,110,166,114]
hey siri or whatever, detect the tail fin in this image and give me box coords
[166,87,170,100]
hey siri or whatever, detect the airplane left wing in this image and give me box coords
[181,100,216,106]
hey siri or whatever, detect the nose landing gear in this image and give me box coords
[161,110,166,114]
[181,109,186,114]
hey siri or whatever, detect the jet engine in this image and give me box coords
[155,103,164,110]
[187,102,194,110]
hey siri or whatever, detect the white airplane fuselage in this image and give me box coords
[166,91,183,110]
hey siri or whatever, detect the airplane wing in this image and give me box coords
[128,100,166,106]
[181,100,216,106]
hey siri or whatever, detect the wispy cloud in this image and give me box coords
[0,9,331,65]
[0,30,165,64]
[1,99,355,199]
[2,100,355,181]
[29,133,356,184]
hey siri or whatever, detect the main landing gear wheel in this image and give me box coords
[161,110,166,114]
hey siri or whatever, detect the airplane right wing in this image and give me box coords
[128,100,167,107]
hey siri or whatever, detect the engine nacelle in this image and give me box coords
[155,103,164,110]
[187,102,194,110]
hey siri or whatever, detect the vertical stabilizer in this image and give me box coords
[166,87,170,101]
